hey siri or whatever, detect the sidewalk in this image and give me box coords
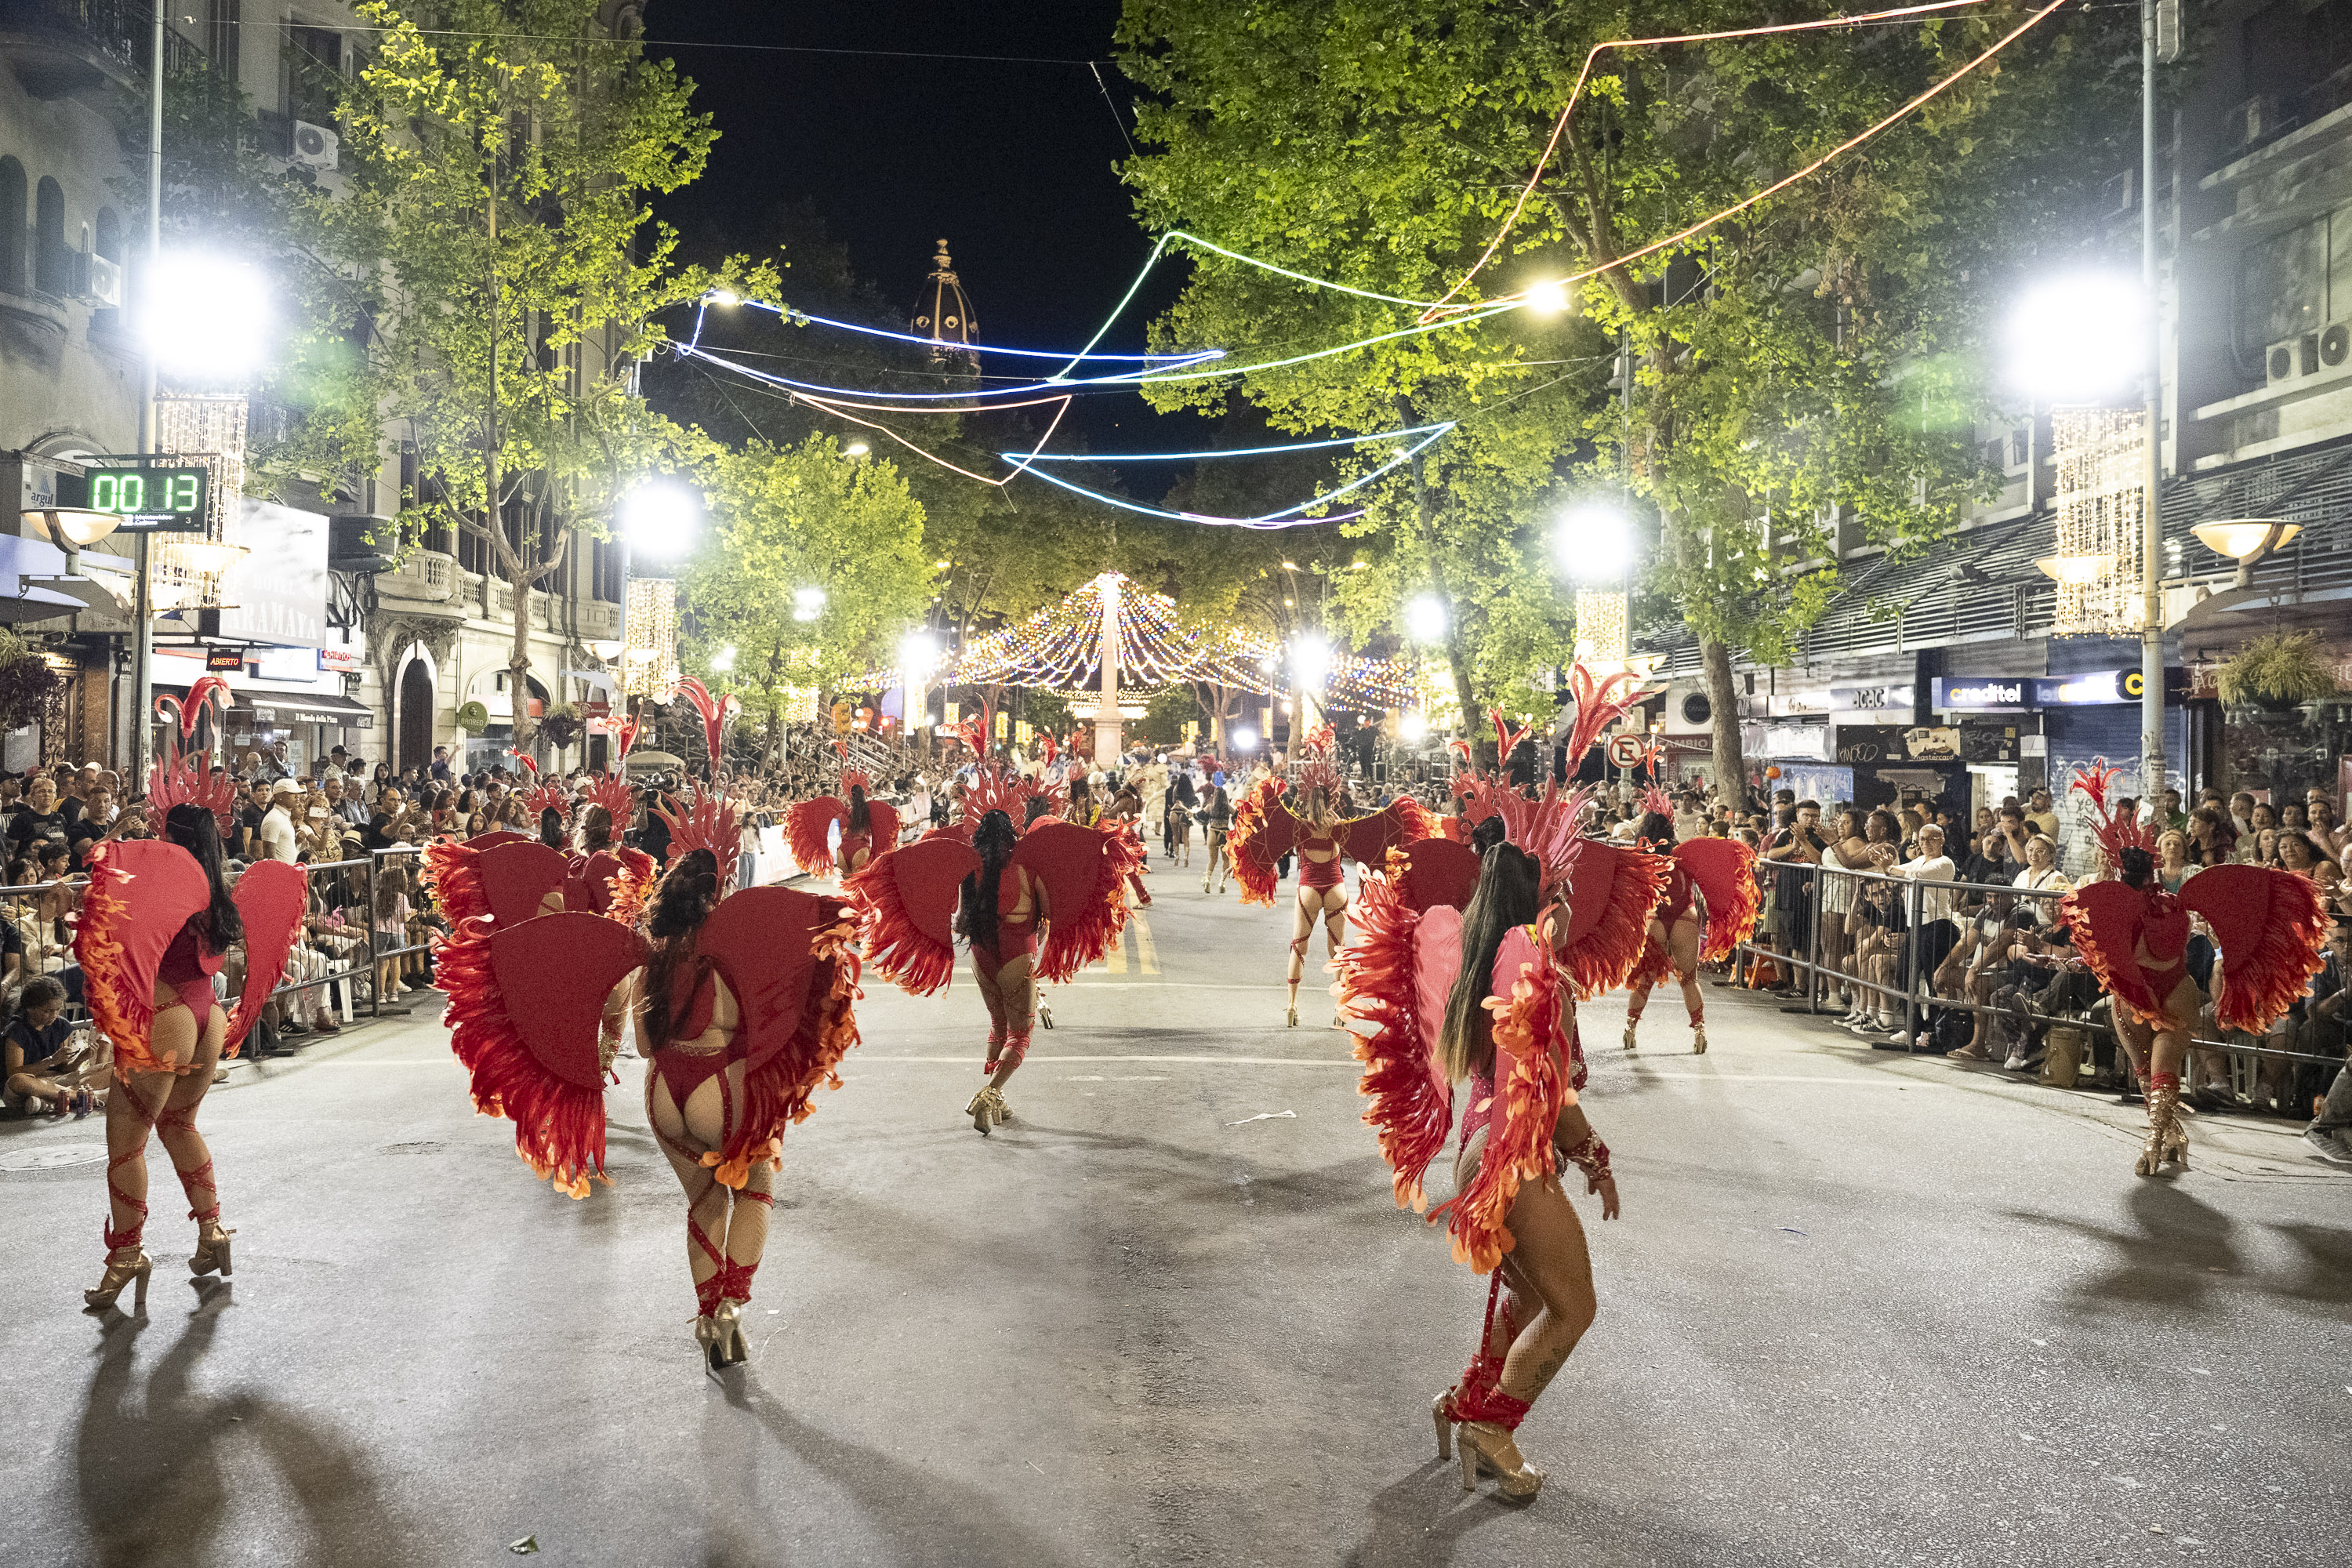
[1694,979,2351,1185]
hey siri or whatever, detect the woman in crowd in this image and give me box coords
[77,804,304,1309]
[1200,780,1233,895]
[5,976,99,1116]
[1840,878,1907,1036]
[2013,833,2072,902]
[373,863,413,1001]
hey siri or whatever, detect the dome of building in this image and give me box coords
[911,238,978,373]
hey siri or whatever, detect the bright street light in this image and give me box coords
[899,630,938,670]
[843,441,870,459]
[1557,502,1632,581]
[1232,726,1259,750]
[793,586,826,622]
[621,480,702,554]
[1398,711,1428,744]
[710,644,736,673]
[2006,272,2146,402]
[1406,593,1446,643]
[1290,632,1331,690]
[706,288,740,307]
[1524,279,1571,315]
[143,254,271,383]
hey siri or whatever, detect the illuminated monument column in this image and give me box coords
[1093,572,1123,764]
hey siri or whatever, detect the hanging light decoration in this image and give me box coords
[1573,588,1629,666]
[2042,407,2145,637]
[622,578,680,701]
[151,395,251,611]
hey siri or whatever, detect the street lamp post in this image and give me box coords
[131,7,163,781]
[2137,0,2169,812]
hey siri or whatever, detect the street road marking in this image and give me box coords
[845,1054,1359,1066]
[1061,982,1287,991]
[1099,927,1127,973]
[1131,912,1160,975]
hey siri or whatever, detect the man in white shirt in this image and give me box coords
[1670,791,1708,842]
[1890,824,1958,1046]
[260,778,303,863]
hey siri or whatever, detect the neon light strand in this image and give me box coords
[1014,424,1453,528]
[681,341,1210,402]
[720,296,1221,363]
[1425,0,2053,321]
[1007,423,1454,463]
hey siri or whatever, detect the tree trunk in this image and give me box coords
[1699,636,1745,801]
[507,560,535,756]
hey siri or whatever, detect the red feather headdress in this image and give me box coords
[1471,778,1599,900]
[1040,732,1058,768]
[2067,757,2157,864]
[1291,723,1343,804]
[609,715,644,764]
[149,676,238,828]
[582,771,634,830]
[655,786,743,884]
[840,767,871,794]
[676,677,735,779]
[955,700,993,758]
[1562,662,1642,767]
[1642,785,1673,819]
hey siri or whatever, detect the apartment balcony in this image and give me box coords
[2194,78,2352,243]
[379,548,459,608]
[0,0,200,100]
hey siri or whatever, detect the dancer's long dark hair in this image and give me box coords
[958,810,1019,949]
[1468,814,1508,855]
[1438,842,1541,1084]
[642,848,721,1052]
[846,783,870,835]
[1638,811,1675,848]
[538,808,566,849]
[1022,794,1053,828]
[2118,845,2156,889]
[164,803,243,951]
[578,803,614,852]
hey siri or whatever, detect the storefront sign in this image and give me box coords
[1828,682,1915,715]
[205,645,248,671]
[215,499,329,648]
[318,647,361,673]
[1933,670,2189,711]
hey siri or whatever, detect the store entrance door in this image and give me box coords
[398,661,433,772]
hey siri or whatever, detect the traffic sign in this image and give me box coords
[1606,733,1646,768]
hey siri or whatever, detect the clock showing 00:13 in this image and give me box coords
[85,466,207,521]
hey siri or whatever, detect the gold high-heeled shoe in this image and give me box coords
[1691,1025,1708,1055]
[1622,1022,1639,1051]
[693,1312,724,1369]
[189,1220,235,1279]
[710,1300,747,1367]
[966,1086,1005,1135]
[1457,1421,1544,1501]
[2136,1081,2188,1176]
[85,1247,152,1312]
[1285,1003,1298,1028]
[1431,1388,1457,1460]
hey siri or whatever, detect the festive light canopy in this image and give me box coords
[852,573,1416,711]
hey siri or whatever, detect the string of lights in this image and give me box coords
[1011,422,1455,463]
[1012,423,1454,529]
[711,296,1220,363]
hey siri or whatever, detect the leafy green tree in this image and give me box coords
[681,434,932,768]
[318,0,771,750]
[1116,0,2135,782]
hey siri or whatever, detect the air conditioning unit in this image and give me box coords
[70,251,122,307]
[2322,321,2351,370]
[2228,96,2280,153]
[2266,334,2323,385]
[292,120,339,170]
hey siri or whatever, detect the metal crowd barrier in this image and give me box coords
[1734,858,2342,1069]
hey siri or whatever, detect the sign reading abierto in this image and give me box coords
[79,463,209,530]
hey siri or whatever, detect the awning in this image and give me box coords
[157,682,375,729]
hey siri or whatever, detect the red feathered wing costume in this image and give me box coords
[1225,782,1437,907]
[74,840,308,1073]
[784,789,900,878]
[2063,866,2326,1034]
[421,829,534,928]
[1628,837,1760,989]
[846,818,1142,996]
[438,887,862,1199]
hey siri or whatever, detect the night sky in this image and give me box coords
[644,0,1193,448]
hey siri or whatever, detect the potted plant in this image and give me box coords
[0,630,60,735]
[2216,631,2339,713]
[539,702,583,751]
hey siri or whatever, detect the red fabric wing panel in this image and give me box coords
[2181,865,2329,1034]
[846,837,978,996]
[1672,837,1763,963]
[786,797,845,876]
[1012,819,1140,983]
[1555,841,1669,997]
[74,840,211,1076]
[866,800,901,854]
[1393,837,1481,913]
[223,860,309,1056]
[1338,795,1437,867]
[2056,881,2165,1022]
[477,841,571,927]
[699,887,865,1182]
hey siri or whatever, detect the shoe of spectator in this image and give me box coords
[1915,1032,1934,1051]
[2002,1051,2027,1071]
[2301,1127,2352,1167]
[281,1022,308,1037]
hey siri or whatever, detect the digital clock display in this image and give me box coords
[83,465,208,521]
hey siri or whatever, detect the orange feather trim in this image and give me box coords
[1697,852,1761,965]
[2056,888,2167,1024]
[607,847,656,930]
[1033,825,1143,984]
[712,916,865,1188]
[1627,933,1672,993]
[1338,865,1453,1214]
[1450,952,1572,1275]
[74,866,165,1076]
[437,917,608,1199]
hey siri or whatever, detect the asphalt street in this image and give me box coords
[4,853,2349,1568]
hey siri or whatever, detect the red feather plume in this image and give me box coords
[147,677,238,828]
[655,786,742,881]
[676,677,731,776]
[2067,757,2157,864]
[1563,662,1641,767]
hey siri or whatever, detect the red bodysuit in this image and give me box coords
[1657,863,1695,927]
[839,829,873,871]
[157,921,223,1022]
[649,960,734,1105]
[2132,887,2192,1024]
[565,850,618,916]
[1298,832,1345,891]
[970,869,1036,971]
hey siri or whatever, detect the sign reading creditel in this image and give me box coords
[1933,670,2189,711]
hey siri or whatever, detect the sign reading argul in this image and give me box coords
[1932,670,2190,711]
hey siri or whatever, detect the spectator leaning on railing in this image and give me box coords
[1886,824,1958,1051]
